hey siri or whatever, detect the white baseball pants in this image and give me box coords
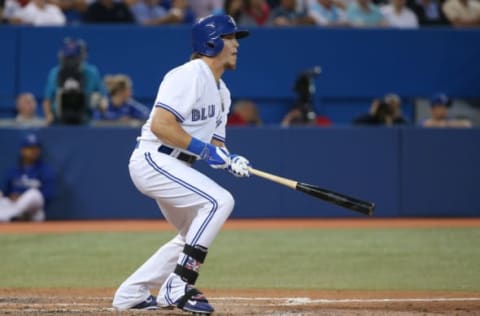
[0,188,45,222]
[112,141,234,310]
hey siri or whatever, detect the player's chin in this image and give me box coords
[225,61,237,70]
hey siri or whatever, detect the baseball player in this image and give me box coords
[0,134,55,222]
[112,14,251,314]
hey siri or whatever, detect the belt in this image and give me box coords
[158,145,197,164]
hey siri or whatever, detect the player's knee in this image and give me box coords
[217,189,235,215]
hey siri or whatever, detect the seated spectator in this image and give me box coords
[308,0,347,26]
[83,0,135,23]
[268,0,315,26]
[13,0,66,26]
[442,0,480,27]
[0,93,46,128]
[353,95,408,125]
[43,38,107,125]
[384,93,408,123]
[222,0,252,25]
[422,93,472,128]
[380,0,419,28]
[0,134,55,222]
[92,74,149,126]
[345,0,386,27]
[281,106,332,126]
[14,93,46,127]
[130,0,168,24]
[48,0,88,24]
[408,0,449,26]
[188,0,223,19]
[2,0,23,24]
[244,0,271,26]
[227,99,262,126]
[135,0,194,25]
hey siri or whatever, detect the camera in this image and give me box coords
[292,66,321,123]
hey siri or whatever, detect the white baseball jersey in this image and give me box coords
[139,59,232,148]
[113,59,236,310]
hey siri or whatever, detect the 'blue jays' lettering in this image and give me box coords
[192,105,215,121]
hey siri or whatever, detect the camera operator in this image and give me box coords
[353,94,408,126]
[282,66,331,127]
[42,37,107,125]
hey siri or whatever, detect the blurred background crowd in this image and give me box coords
[1,0,480,28]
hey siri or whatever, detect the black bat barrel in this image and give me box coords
[296,183,375,216]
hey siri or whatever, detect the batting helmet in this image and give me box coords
[192,15,249,57]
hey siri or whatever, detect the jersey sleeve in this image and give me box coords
[154,68,202,123]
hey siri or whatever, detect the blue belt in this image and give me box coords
[158,145,197,164]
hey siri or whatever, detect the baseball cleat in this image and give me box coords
[175,285,214,314]
[159,273,214,314]
[130,295,158,310]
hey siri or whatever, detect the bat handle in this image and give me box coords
[248,167,298,189]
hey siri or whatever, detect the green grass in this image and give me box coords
[0,228,479,291]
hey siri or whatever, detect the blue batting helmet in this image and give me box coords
[192,15,249,57]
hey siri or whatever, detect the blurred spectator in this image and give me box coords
[2,0,22,24]
[307,0,347,26]
[0,134,55,222]
[48,0,88,24]
[408,0,449,26]
[188,0,223,18]
[380,0,419,28]
[92,74,149,126]
[442,0,480,27]
[222,0,251,24]
[384,93,408,123]
[83,0,135,23]
[0,93,46,127]
[422,93,472,127]
[135,0,194,25]
[353,95,408,125]
[43,38,107,125]
[12,0,66,25]
[244,0,271,25]
[227,99,262,126]
[345,0,386,27]
[15,93,46,127]
[281,107,332,126]
[130,0,168,24]
[268,0,315,25]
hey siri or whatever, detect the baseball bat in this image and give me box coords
[248,167,374,216]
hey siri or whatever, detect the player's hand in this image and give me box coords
[200,144,231,169]
[228,155,250,177]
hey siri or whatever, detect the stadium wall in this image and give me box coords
[0,127,478,219]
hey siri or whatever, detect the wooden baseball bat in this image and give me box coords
[248,167,375,216]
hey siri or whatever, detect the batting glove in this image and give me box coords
[187,137,230,169]
[228,155,250,177]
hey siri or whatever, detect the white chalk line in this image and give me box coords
[211,297,480,306]
[1,296,479,308]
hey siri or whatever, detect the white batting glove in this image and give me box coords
[228,155,250,177]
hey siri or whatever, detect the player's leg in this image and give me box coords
[114,151,233,311]
[0,189,44,222]
[142,153,234,313]
[112,233,185,310]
